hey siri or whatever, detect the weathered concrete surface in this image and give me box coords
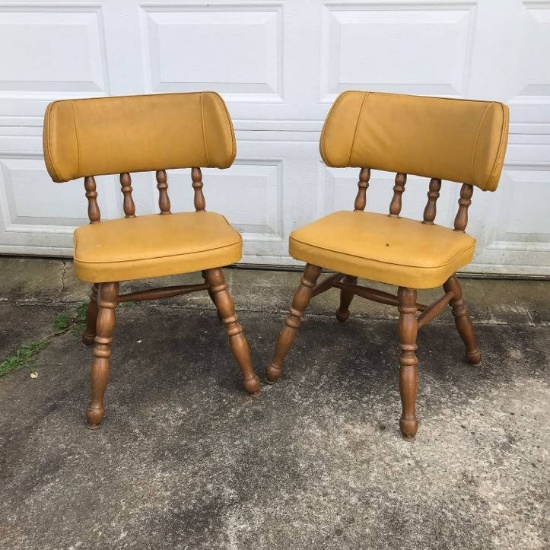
[0,257,548,549]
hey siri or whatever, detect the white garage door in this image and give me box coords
[0,0,548,275]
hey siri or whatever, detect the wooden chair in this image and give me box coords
[43,92,260,427]
[267,91,509,440]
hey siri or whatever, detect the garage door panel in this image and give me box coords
[321,2,477,101]
[140,4,282,101]
[0,4,108,96]
[235,139,320,263]
[466,165,550,275]
[0,154,119,226]
[506,2,550,132]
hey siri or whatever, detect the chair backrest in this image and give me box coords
[43,91,236,183]
[320,91,509,192]
[43,91,236,221]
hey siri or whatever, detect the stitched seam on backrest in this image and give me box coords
[213,91,236,162]
[221,95,236,161]
[347,92,369,166]
[488,103,509,190]
[471,103,491,189]
[320,93,347,162]
[70,100,81,178]
[200,94,212,166]
[44,103,61,182]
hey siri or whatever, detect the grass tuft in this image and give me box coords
[0,338,50,377]
[0,301,90,379]
[53,312,72,333]
[1,300,135,379]
[53,302,89,334]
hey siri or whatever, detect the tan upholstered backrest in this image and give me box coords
[320,91,509,191]
[43,92,236,182]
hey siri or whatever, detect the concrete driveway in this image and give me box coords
[0,258,548,549]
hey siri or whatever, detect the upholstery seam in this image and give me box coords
[320,92,346,162]
[471,103,492,189]
[73,214,239,263]
[226,102,237,161]
[290,213,476,269]
[200,93,212,166]
[73,239,241,264]
[347,92,369,166]
[290,237,476,270]
[488,103,509,189]
[44,103,61,182]
[70,100,80,178]
[214,91,236,161]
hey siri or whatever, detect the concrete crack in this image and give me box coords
[60,260,67,294]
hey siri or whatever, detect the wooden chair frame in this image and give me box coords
[79,167,260,427]
[267,168,482,440]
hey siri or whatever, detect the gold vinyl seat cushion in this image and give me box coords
[289,211,476,289]
[74,212,241,283]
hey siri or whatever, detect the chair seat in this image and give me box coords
[74,211,241,283]
[289,211,476,289]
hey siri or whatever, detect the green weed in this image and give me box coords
[1,300,136,379]
[0,301,90,378]
[53,312,72,333]
[53,302,89,334]
[0,339,50,377]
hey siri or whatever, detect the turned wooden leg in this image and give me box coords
[202,270,222,321]
[335,275,357,322]
[443,275,481,365]
[204,268,260,396]
[398,287,419,440]
[87,282,119,428]
[82,284,99,346]
[266,264,322,384]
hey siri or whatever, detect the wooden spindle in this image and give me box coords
[156,170,171,215]
[192,167,206,212]
[398,287,419,440]
[354,168,371,211]
[389,173,407,217]
[266,264,323,385]
[443,275,481,364]
[84,176,101,223]
[454,183,473,232]
[120,173,136,218]
[87,281,119,427]
[422,178,442,224]
[204,268,260,395]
